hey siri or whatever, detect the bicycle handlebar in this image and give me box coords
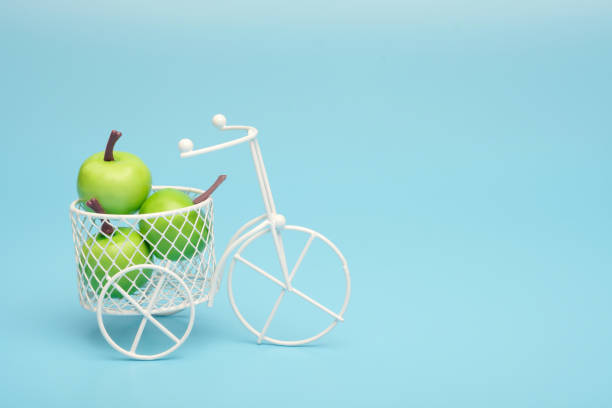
[178,114,258,158]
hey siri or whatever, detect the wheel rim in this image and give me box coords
[96,264,196,360]
[227,224,351,346]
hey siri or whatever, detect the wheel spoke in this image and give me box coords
[130,274,167,353]
[110,282,180,344]
[145,314,180,344]
[289,233,315,283]
[234,255,286,289]
[130,317,148,353]
[257,290,286,344]
[290,286,344,322]
[270,226,291,287]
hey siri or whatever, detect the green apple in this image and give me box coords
[77,130,152,214]
[138,189,209,261]
[82,227,152,299]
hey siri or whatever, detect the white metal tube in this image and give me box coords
[130,273,168,353]
[180,132,255,158]
[208,219,271,307]
[253,139,277,214]
[248,138,291,288]
[227,214,267,247]
[290,287,344,322]
[130,317,148,353]
[257,290,286,344]
[249,140,273,215]
[270,225,291,289]
[111,284,181,343]
[289,233,315,282]
[70,185,208,220]
[234,255,286,289]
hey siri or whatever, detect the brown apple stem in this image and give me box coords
[193,175,227,204]
[85,198,115,235]
[103,130,122,162]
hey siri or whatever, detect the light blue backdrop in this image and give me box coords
[1,1,611,407]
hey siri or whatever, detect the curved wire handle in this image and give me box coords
[178,114,258,158]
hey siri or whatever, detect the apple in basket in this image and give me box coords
[138,175,226,261]
[81,198,152,298]
[77,130,152,214]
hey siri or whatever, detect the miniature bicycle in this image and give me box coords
[70,114,350,359]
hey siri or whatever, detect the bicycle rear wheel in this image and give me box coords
[97,264,196,360]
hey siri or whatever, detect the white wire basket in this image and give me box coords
[70,186,215,316]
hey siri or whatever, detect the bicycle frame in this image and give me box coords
[178,115,292,305]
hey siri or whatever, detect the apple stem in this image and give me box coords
[193,175,227,204]
[104,130,122,162]
[86,198,115,235]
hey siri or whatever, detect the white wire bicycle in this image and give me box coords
[179,114,351,346]
[70,114,350,360]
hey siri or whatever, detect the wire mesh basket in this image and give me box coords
[69,186,215,316]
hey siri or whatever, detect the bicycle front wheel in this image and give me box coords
[227,224,350,346]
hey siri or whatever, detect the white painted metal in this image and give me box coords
[226,224,350,345]
[70,186,215,314]
[97,264,196,360]
[70,186,214,359]
[207,218,270,306]
[180,114,351,345]
[69,113,351,359]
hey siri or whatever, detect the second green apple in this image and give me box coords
[138,189,208,261]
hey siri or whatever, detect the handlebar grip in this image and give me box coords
[178,138,194,153]
[212,114,227,129]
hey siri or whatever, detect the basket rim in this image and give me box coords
[69,185,212,220]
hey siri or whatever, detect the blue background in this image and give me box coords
[1,1,612,406]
